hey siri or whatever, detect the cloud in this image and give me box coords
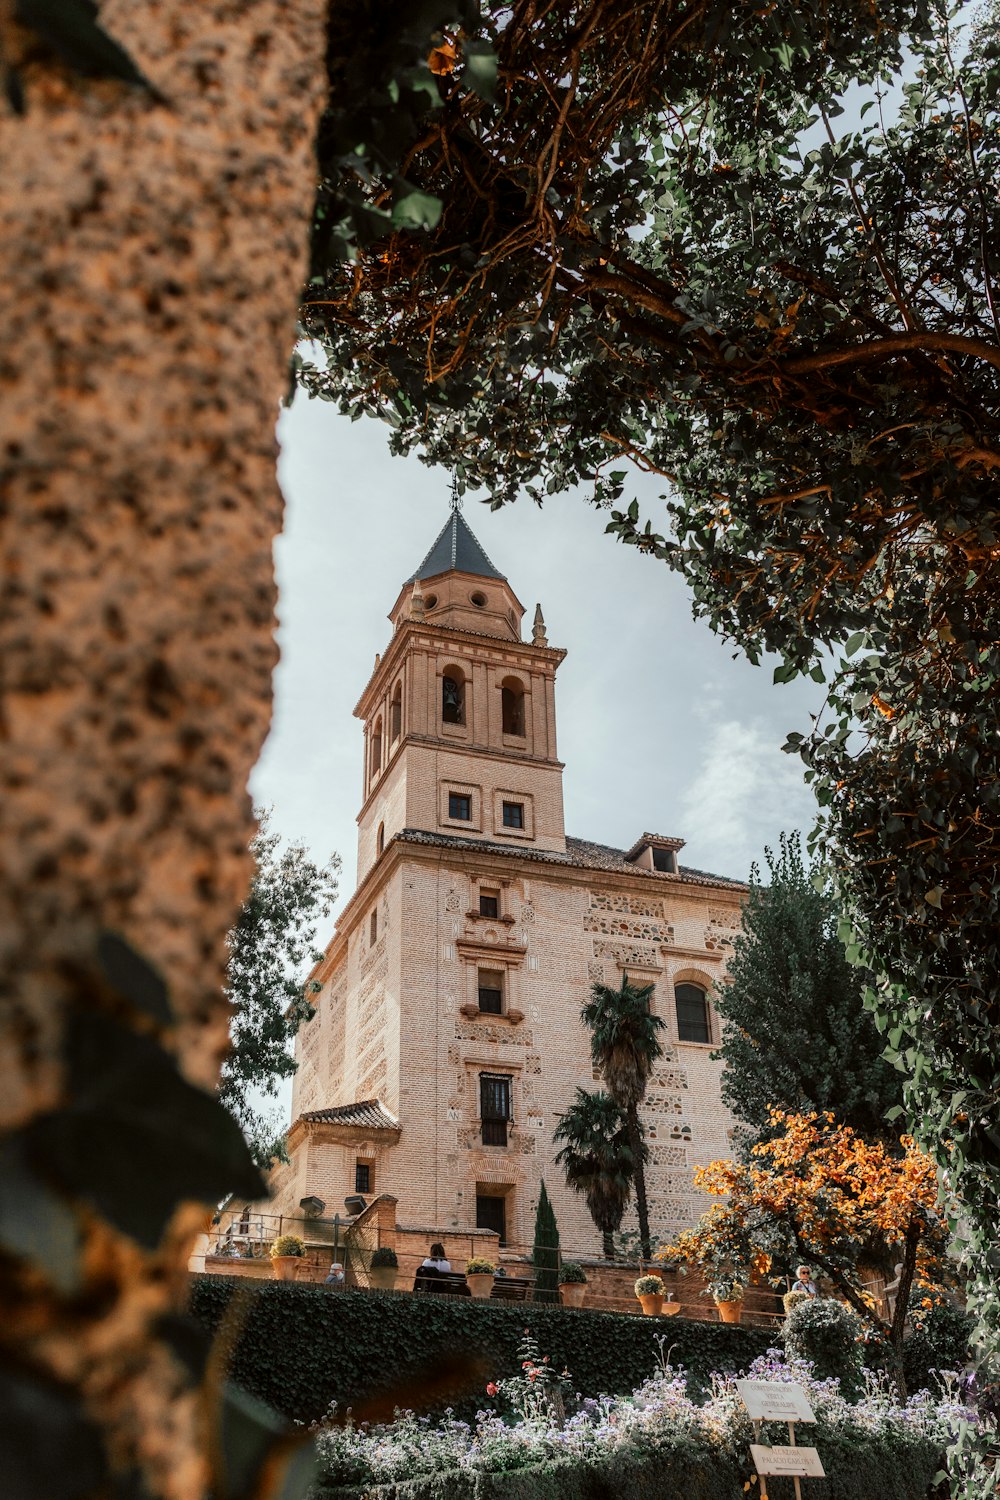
[680,718,815,882]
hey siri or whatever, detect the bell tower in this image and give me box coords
[354,504,567,881]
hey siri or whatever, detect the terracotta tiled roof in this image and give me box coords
[301,1099,400,1131]
[391,828,746,891]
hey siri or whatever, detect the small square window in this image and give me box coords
[449,792,471,820]
[478,969,504,1014]
[479,893,499,918]
[355,1162,371,1194]
[502,801,524,829]
[369,909,378,944]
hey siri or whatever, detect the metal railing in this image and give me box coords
[210,1209,352,1260]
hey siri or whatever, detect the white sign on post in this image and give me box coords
[736,1380,817,1423]
[750,1444,826,1478]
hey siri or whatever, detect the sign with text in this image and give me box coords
[750,1444,825,1478]
[736,1380,816,1423]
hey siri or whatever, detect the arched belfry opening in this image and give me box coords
[442,667,466,725]
[501,676,526,737]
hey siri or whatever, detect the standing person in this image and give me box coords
[420,1242,451,1273]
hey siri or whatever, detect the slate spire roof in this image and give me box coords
[405,508,506,584]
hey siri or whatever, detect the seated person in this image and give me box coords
[419,1241,452,1274]
[324,1262,345,1286]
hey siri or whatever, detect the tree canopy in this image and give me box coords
[714,832,901,1145]
[553,1087,638,1257]
[662,1109,953,1396]
[221,811,340,1164]
[299,5,1000,1480]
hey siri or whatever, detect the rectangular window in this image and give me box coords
[480,1073,512,1146]
[449,792,471,821]
[479,893,499,919]
[502,801,524,829]
[478,969,503,1014]
[369,909,378,945]
[355,1162,371,1194]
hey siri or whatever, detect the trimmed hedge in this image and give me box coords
[188,1277,772,1423]
[311,1428,943,1500]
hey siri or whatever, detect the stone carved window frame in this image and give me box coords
[456,935,526,1022]
[669,965,718,1048]
[441,780,482,832]
[492,788,534,841]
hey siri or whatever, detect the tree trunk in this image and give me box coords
[0,4,327,1496]
[603,1229,615,1258]
[627,1105,652,1259]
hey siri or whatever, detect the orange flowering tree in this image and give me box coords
[661,1110,953,1394]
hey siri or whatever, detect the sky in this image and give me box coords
[249,393,826,916]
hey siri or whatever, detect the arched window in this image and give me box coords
[501,676,525,737]
[442,668,465,725]
[390,682,402,742]
[376,821,385,856]
[370,716,382,779]
[675,983,711,1043]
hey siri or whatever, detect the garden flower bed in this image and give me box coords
[310,1348,969,1500]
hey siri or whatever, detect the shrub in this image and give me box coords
[371,1247,398,1268]
[783,1288,812,1315]
[310,1346,962,1500]
[188,1276,772,1424]
[634,1275,663,1297]
[465,1258,496,1275]
[902,1302,974,1393]
[558,1262,587,1284]
[270,1235,304,1258]
[784,1298,865,1398]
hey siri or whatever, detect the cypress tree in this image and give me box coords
[532,1180,561,1302]
[715,832,901,1148]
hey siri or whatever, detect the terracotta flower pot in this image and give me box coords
[559,1282,587,1308]
[271,1255,300,1282]
[662,1297,682,1316]
[637,1293,664,1316]
[466,1272,495,1299]
[716,1298,743,1324]
[370,1266,398,1291]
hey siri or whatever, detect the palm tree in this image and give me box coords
[581,975,665,1259]
[553,1088,639,1257]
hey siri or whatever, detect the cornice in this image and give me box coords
[354,618,566,719]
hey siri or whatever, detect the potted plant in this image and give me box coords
[635,1273,665,1315]
[369,1245,399,1291]
[465,1257,496,1299]
[709,1275,745,1324]
[558,1261,588,1308]
[783,1287,812,1317]
[269,1234,305,1281]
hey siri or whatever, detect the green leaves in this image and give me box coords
[15,0,152,89]
[462,39,498,103]
[392,189,444,232]
[0,1133,81,1295]
[216,1383,317,1500]
[28,1012,263,1250]
[0,1366,106,1500]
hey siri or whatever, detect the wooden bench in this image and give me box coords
[412,1269,535,1301]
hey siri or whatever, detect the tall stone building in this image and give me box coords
[267,506,745,1253]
